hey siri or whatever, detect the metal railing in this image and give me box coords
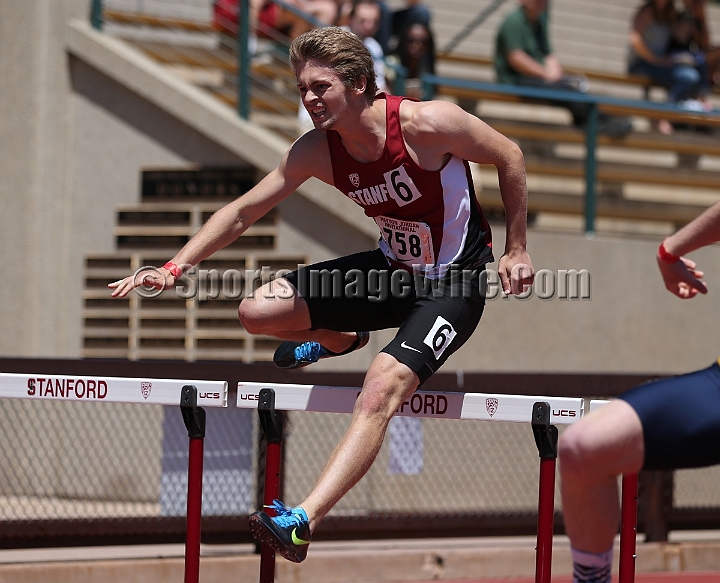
[88,0,317,128]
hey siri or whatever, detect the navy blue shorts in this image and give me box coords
[619,361,720,470]
[283,249,486,384]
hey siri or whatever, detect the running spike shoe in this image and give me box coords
[273,331,369,369]
[249,499,311,563]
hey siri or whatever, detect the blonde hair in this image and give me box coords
[289,27,378,99]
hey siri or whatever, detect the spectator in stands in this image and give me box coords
[667,8,713,114]
[628,0,706,133]
[386,21,436,99]
[678,0,720,89]
[334,0,353,26]
[346,0,388,94]
[215,0,340,42]
[258,0,339,40]
[494,0,633,138]
[375,0,432,54]
[214,0,267,53]
[558,198,720,583]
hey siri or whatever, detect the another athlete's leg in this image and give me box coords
[559,400,643,551]
[559,400,643,583]
[299,353,419,529]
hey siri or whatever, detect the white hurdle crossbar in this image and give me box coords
[237,382,584,583]
[0,373,228,407]
[0,372,228,583]
[236,381,583,423]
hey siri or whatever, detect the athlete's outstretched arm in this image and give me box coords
[109,134,323,298]
[657,199,720,298]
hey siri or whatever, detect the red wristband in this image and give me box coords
[658,241,680,264]
[163,261,183,278]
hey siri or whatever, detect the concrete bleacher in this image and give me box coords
[81,168,307,362]
[96,0,720,235]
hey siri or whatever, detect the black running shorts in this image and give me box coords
[283,249,486,384]
[619,361,720,470]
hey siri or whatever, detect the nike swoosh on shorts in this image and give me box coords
[401,341,422,353]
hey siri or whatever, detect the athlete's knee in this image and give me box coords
[356,358,418,418]
[558,424,605,477]
[237,297,272,335]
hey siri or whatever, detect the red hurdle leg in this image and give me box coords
[536,455,557,583]
[532,402,559,583]
[258,388,284,583]
[181,385,207,583]
[619,473,639,583]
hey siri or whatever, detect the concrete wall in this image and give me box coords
[0,0,84,357]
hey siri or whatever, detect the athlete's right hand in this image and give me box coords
[108,266,176,298]
[657,255,707,299]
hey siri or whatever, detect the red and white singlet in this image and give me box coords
[327,94,493,279]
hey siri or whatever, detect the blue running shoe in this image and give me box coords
[249,499,311,563]
[273,331,369,370]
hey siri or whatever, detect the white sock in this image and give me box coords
[571,547,613,583]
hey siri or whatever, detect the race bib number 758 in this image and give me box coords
[375,216,435,266]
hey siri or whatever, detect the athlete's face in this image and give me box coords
[295,59,358,131]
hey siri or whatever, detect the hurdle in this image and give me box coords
[0,372,228,583]
[237,382,584,583]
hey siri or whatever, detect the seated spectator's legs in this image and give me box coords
[670,64,703,101]
[515,75,632,137]
[517,76,592,127]
[629,59,702,102]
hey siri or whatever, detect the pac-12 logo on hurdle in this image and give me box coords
[486,398,498,417]
[141,382,152,400]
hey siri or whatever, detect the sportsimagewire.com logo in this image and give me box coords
[129,264,591,302]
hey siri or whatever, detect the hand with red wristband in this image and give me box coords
[163,261,184,280]
[656,239,707,299]
[108,260,186,298]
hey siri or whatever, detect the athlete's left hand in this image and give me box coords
[498,250,535,295]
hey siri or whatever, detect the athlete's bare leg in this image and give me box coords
[238,278,359,353]
[558,400,645,552]
[296,352,420,530]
